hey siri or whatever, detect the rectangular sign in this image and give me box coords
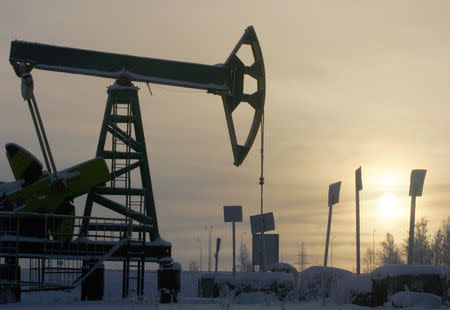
[409,169,426,197]
[223,205,243,222]
[252,234,279,266]
[250,212,275,234]
[328,181,341,207]
[355,167,362,191]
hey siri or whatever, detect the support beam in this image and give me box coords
[92,194,153,225]
[10,41,230,91]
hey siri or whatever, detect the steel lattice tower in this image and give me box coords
[81,81,158,298]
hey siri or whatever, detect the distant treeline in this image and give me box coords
[363,216,449,272]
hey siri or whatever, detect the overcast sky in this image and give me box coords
[0,1,449,272]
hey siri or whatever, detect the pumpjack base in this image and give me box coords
[158,258,181,303]
[81,260,104,301]
[0,263,20,304]
[0,212,172,299]
[0,237,170,261]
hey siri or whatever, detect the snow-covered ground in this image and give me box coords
[0,269,447,309]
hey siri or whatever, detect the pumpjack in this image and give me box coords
[2,25,265,302]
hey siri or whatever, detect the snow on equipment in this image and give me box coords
[4,26,266,303]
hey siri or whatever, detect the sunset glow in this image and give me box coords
[0,1,449,273]
[379,193,401,218]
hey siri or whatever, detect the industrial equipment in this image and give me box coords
[0,143,109,243]
[3,25,265,301]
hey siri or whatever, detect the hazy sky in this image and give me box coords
[0,1,449,272]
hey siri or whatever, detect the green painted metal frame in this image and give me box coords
[7,26,266,301]
[81,86,159,240]
[9,26,266,166]
[9,41,229,91]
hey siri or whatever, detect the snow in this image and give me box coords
[331,274,372,305]
[371,264,446,279]
[233,291,279,304]
[0,267,446,309]
[171,262,182,271]
[391,291,443,309]
[108,80,139,90]
[0,235,57,243]
[266,262,298,273]
[214,270,294,284]
[339,274,372,293]
[158,257,173,265]
[55,170,80,182]
[206,270,296,300]
[148,236,172,247]
[299,266,354,301]
[0,301,376,310]
[0,181,23,195]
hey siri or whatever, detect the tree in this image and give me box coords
[239,243,252,272]
[444,217,450,265]
[362,248,378,273]
[404,217,432,264]
[379,233,403,265]
[188,260,199,272]
[445,218,450,265]
[431,227,445,265]
[431,216,450,266]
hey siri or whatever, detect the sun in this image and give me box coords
[379,193,401,218]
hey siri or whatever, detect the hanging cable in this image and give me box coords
[260,113,264,213]
[259,112,266,271]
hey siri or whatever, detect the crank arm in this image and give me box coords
[219,26,266,166]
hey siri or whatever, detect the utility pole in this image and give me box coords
[372,229,375,270]
[240,231,246,271]
[195,238,202,272]
[299,242,306,272]
[214,238,221,273]
[232,221,236,275]
[302,242,305,271]
[205,226,213,272]
[355,167,362,275]
[331,235,335,267]
[407,169,426,265]
[324,181,341,267]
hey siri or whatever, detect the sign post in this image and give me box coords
[355,167,363,274]
[324,181,341,267]
[223,206,243,276]
[407,169,426,265]
[214,237,221,272]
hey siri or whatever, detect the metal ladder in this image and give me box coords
[81,82,158,300]
[110,91,146,300]
[122,195,146,299]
